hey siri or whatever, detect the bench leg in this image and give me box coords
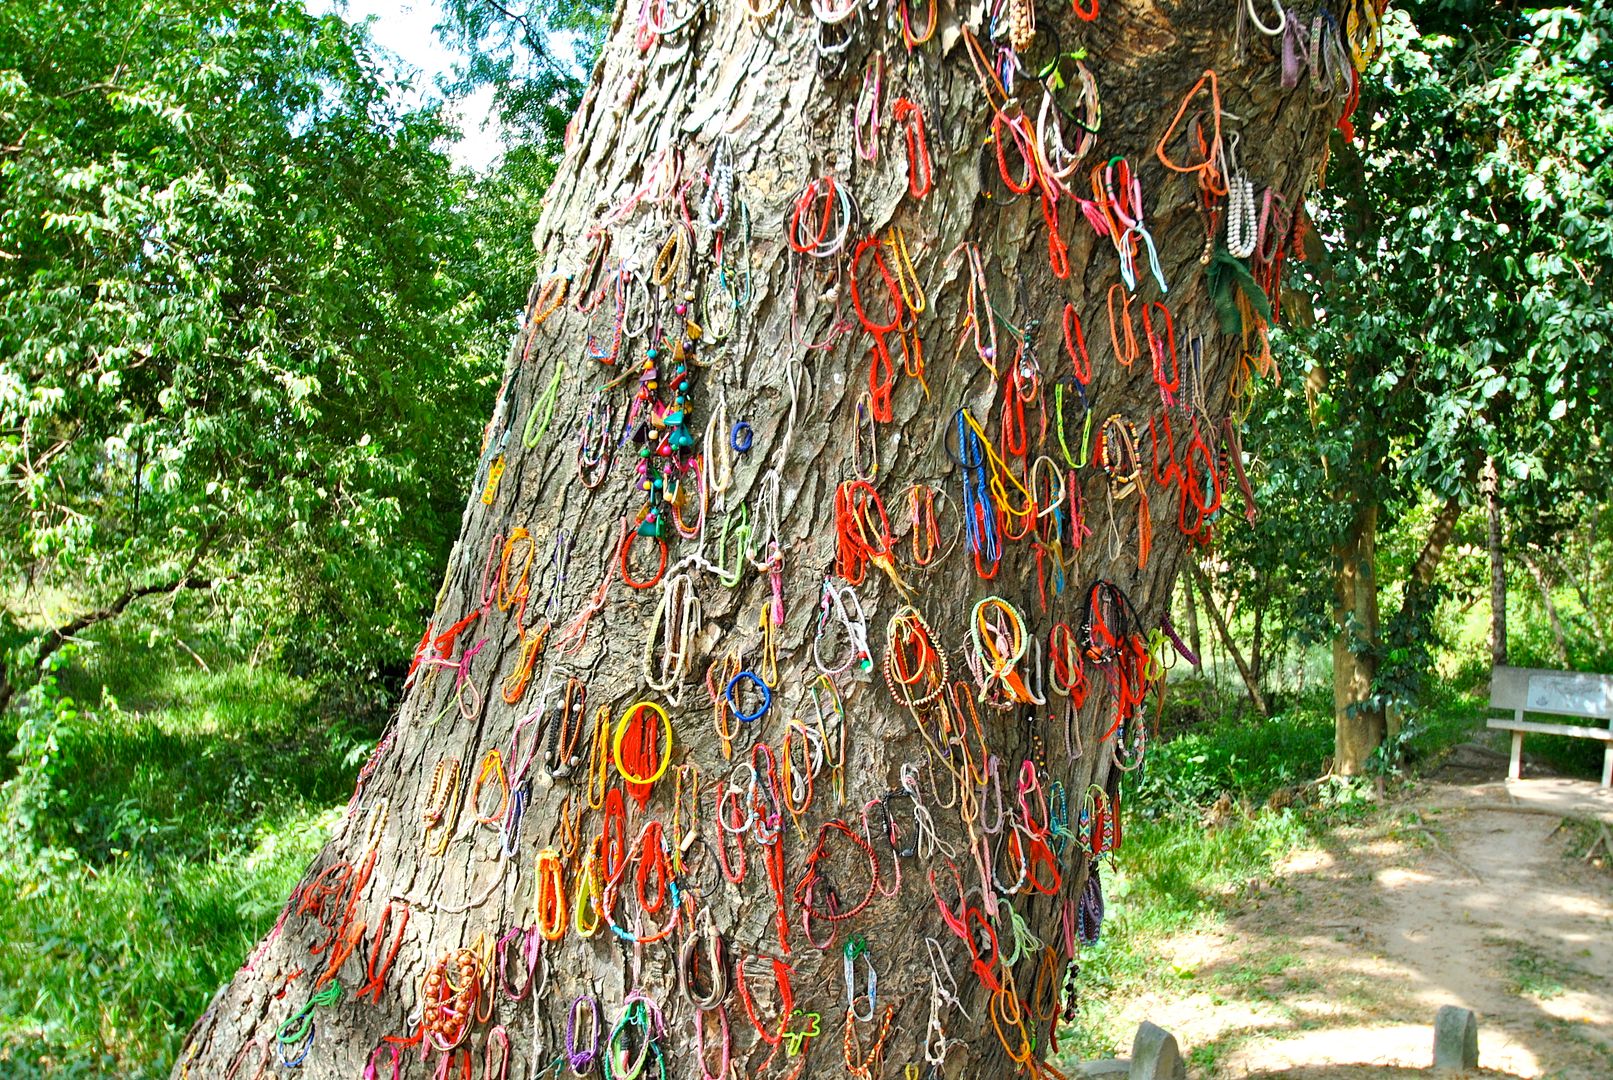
[1602,746,1612,789]
[1509,732,1524,782]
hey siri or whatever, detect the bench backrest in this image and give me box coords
[1489,665,1613,720]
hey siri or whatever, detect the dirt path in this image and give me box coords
[1109,775,1613,1079]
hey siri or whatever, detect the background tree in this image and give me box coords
[1211,1,1613,773]
[174,0,1360,1074]
[437,0,613,193]
[0,0,538,713]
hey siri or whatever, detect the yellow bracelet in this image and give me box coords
[612,700,673,785]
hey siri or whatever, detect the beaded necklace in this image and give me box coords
[422,758,462,857]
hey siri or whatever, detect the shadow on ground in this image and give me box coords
[1105,770,1613,1079]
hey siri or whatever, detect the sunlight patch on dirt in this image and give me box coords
[1108,779,1613,1079]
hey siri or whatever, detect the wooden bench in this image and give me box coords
[1486,665,1613,787]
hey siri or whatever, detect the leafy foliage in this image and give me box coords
[436,0,610,152]
[1211,1,1613,732]
[0,0,535,686]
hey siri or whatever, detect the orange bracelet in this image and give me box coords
[535,848,567,941]
[893,99,933,198]
[1107,284,1138,367]
[1155,69,1225,191]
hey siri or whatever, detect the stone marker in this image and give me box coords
[1433,1005,1479,1072]
[1129,1021,1187,1080]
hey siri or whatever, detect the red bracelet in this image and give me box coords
[735,952,795,1072]
[1143,300,1179,402]
[792,819,880,922]
[635,820,672,915]
[993,113,1037,195]
[1062,303,1092,385]
[893,98,933,199]
[849,237,904,333]
[619,525,668,590]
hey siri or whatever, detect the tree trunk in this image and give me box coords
[1522,551,1569,667]
[1583,506,1598,622]
[1333,501,1382,775]
[1180,564,1202,661]
[1485,457,1507,667]
[175,0,1348,1074]
[1393,494,1461,629]
[1249,574,1265,688]
[1191,561,1268,718]
[1555,549,1607,654]
[1382,494,1461,743]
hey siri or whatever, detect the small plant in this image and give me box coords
[1505,943,1577,1001]
[1315,772,1374,807]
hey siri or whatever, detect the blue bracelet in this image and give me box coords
[731,421,754,454]
[725,670,771,723]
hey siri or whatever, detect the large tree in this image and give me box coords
[175,0,1365,1073]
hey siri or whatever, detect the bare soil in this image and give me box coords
[1108,772,1613,1079]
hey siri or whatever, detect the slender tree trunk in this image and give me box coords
[1249,574,1265,688]
[1485,457,1507,667]
[1584,506,1598,621]
[1522,551,1569,667]
[1382,495,1461,742]
[1393,494,1461,629]
[1555,549,1608,654]
[1180,564,1202,662]
[175,0,1348,1074]
[1190,561,1268,718]
[1333,501,1382,775]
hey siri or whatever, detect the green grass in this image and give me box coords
[0,805,335,1077]
[1499,940,1602,1004]
[1059,805,1329,1061]
[0,627,369,1077]
[1134,683,1338,812]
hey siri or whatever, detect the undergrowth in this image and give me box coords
[0,628,367,1078]
[0,636,1491,1075]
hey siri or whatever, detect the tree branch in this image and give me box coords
[0,526,224,715]
[39,578,215,660]
[475,0,574,85]
[0,575,217,717]
[1189,560,1270,717]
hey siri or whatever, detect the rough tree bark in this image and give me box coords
[1333,501,1381,775]
[175,0,1352,1074]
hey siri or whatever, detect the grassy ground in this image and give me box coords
[0,627,372,1077]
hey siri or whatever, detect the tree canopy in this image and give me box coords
[0,0,537,692]
[1210,0,1613,763]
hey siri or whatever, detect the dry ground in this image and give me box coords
[1106,772,1613,1080]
